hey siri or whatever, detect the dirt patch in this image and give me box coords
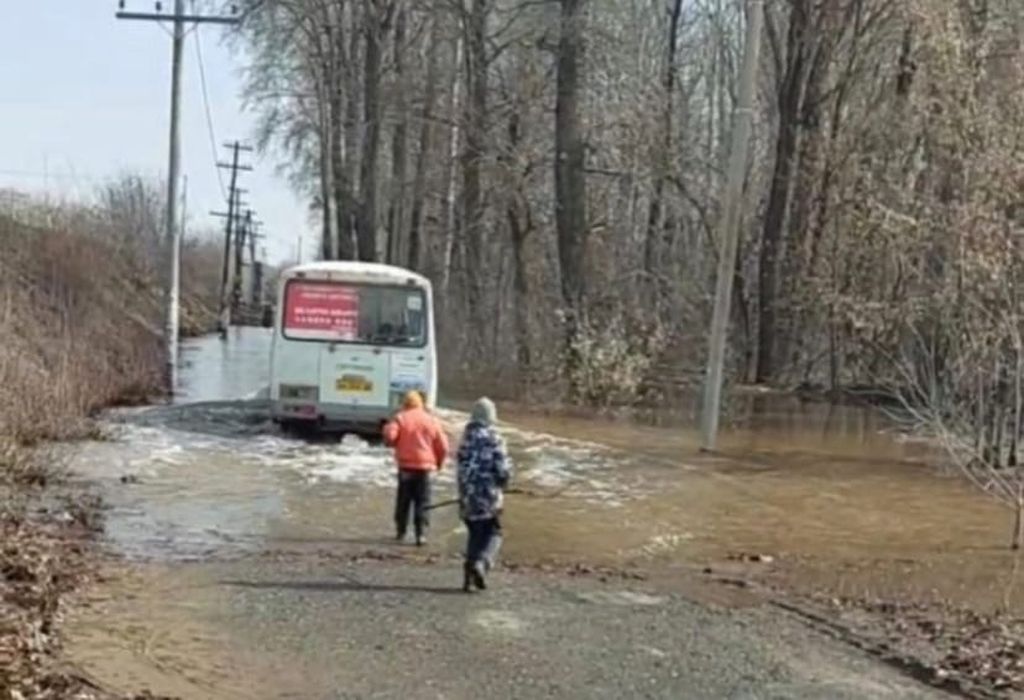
[691,553,1024,698]
[785,595,1024,699]
[0,486,100,699]
[0,469,175,700]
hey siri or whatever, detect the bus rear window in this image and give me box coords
[283,281,427,347]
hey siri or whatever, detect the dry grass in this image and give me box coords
[0,213,189,699]
[0,193,207,699]
[0,214,166,447]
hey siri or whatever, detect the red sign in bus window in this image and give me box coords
[284,282,360,340]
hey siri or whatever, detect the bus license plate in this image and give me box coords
[337,375,372,393]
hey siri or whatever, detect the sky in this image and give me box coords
[0,1,312,264]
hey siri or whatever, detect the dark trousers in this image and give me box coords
[395,469,431,537]
[465,517,502,569]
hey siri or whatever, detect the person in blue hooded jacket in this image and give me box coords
[457,397,511,592]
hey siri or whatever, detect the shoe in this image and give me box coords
[395,530,407,543]
[415,534,427,547]
[462,562,473,593]
[472,561,487,590]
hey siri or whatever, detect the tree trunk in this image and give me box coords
[439,36,464,297]
[756,0,810,383]
[330,1,360,261]
[461,0,489,331]
[504,107,532,374]
[407,15,441,272]
[1014,499,1023,550]
[643,0,683,289]
[555,0,589,391]
[509,208,531,372]
[778,26,830,375]
[318,93,336,260]
[386,6,408,265]
[331,81,357,260]
[356,0,388,263]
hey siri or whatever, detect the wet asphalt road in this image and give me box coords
[70,554,948,700]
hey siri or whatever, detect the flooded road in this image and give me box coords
[63,328,1016,698]
[72,328,1019,603]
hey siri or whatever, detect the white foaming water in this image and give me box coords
[67,399,657,562]
[74,402,641,549]
[437,408,635,505]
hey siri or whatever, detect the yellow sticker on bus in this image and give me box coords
[337,375,373,393]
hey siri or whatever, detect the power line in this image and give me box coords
[116,0,242,393]
[193,22,227,199]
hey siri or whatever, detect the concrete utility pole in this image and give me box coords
[699,0,765,451]
[173,175,186,355]
[116,1,240,394]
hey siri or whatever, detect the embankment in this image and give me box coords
[0,208,211,698]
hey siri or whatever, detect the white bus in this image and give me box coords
[269,261,437,436]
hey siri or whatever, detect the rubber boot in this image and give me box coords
[472,560,487,591]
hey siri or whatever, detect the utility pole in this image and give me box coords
[244,216,265,305]
[232,209,253,316]
[248,218,264,265]
[699,0,764,451]
[211,141,253,331]
[172,175,186,357]
[116,1,240,393]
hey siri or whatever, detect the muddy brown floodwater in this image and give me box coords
[62,328,1024,697]
[495,401,1024,614]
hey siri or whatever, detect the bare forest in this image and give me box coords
[236,0,1024,413]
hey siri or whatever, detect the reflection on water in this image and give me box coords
[68,329,1024,614]
[175,327,272,404]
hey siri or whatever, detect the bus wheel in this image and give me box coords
[279,420,313,440]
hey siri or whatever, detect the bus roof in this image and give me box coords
[282,261,431,288]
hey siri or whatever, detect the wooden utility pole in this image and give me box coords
[211,141,253,331]
[246,218,266,305]
[116,1,240,393]
[699,0,765,451]
[232,209,254,316]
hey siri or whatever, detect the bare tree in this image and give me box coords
[386,4,409,264]
[233,0,1024,419]
[354,0,394,261]
[554,0,589,392]
[406,11,442,271]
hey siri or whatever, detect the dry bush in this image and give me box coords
[564,310,669,408]
[180,235,223,336]
[0,211,164,446]
[831,2,1024,548]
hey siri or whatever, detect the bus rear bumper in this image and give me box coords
[272,401,391,437]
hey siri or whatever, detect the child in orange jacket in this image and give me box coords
[383,391,448,546]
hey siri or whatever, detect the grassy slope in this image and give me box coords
[0,212,210,699]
